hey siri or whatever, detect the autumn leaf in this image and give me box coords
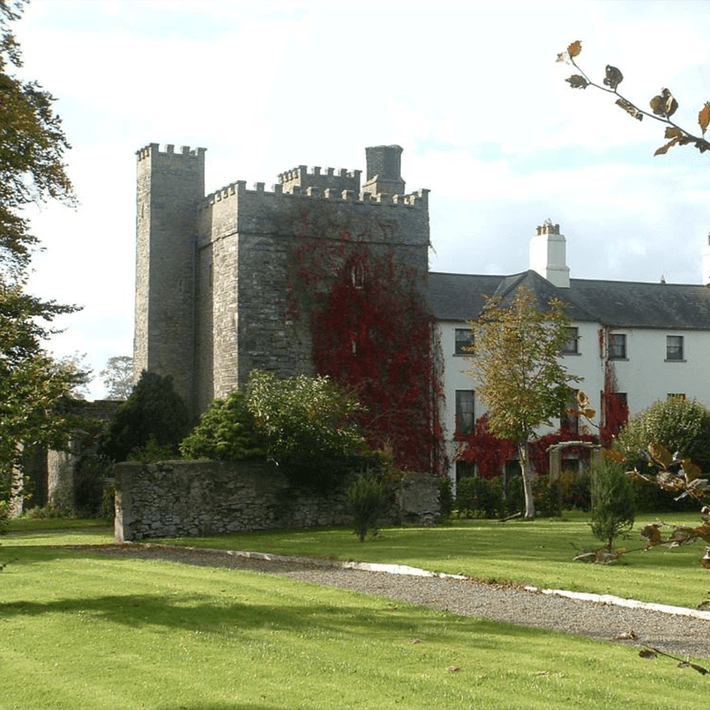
[576,391,589,409]
[615,98,643,121]
[648,442,672,468]
[639,522,663,547]
[699,102,710,135]
[692,520,710,544]
[650,88,678,118]
[603,449,626,463]
[603,65,623,91]
[568,40,582,58]
[678,661,710,675]
[654,137,680,156]
[681,458,702,481]
[566,75,588,89]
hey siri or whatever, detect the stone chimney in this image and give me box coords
[363,145,405,197]
[529,220,570,288]
[702,233,710,286]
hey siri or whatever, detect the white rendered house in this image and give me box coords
[430,222,710,486]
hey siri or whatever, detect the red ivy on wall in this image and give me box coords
[288,231,445,475]
[454,415,516,479]
[528,429,598,475]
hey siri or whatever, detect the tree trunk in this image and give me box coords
[518,442,535,519]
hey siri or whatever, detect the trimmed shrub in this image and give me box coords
[456,476,504,519]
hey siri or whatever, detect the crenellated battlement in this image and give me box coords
[278,164,362,195]
[199,179,428,211]
[136,143,207,162]
[136,142,430,415]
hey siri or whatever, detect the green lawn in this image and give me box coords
[156,511,710,610]
[1,515,708,710]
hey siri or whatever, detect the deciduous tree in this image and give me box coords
[0,1,79,506]
[466,287,578,518]
[100,355,134,400]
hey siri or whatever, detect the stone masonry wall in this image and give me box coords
[195,179,430,396]
[114,460,441,542]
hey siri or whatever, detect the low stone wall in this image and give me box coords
[114,460,441,542]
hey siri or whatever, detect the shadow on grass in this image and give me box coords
[0,577,530,652]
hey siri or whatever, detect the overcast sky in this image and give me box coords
[13,0,710,398]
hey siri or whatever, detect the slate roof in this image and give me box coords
[429,270,710,331]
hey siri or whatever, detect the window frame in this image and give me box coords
[665,335,684,361]
[455,390,475,436]
[561,326,579,355]
[454,328,474,356]
[608,333,627,360]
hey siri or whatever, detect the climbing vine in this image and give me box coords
[287,218,445,476]
[598,327,629,447]
[454,415,515,480]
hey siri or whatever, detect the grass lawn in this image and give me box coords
[156,511,710,611]
[1,515,708,709]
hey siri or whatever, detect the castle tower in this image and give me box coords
[363,145,406,196]
[529,220,570,288]
[134,143,206,410]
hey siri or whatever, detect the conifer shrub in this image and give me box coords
[589,457,635,552]
[347,474,389,542]
[180,390,267,461]
[100,371,190,462]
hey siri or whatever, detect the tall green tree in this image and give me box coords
[100,355,134,400]
[467,287,579,518]
[0,1,79,505]
[1,0,75,277]
[100,371,189,462]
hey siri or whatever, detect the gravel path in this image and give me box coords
[93,544,710,661]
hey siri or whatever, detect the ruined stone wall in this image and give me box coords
[114,460,441,542]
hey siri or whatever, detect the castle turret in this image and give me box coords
[529,220,570,288]
[134,143,206,411]
[363,145,406,196]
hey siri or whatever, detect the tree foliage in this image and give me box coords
[180,388,267,461]
[100,355,134,400]
[558,40,710,157]
[589,457,635,552]
[245,370,368,489]
[0,1,79,505]
[0,284,78,500]
[0,0,75,277]
[616,397,710,475]
[467,287,578,518]
[100,371,189,462]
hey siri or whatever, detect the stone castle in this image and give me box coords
[134,143,431,416]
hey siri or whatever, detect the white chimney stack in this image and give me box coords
[529,220,570,288]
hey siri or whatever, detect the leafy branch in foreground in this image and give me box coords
[557,40,710,157]
[639,646,709,676]
[576,442,710,565]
